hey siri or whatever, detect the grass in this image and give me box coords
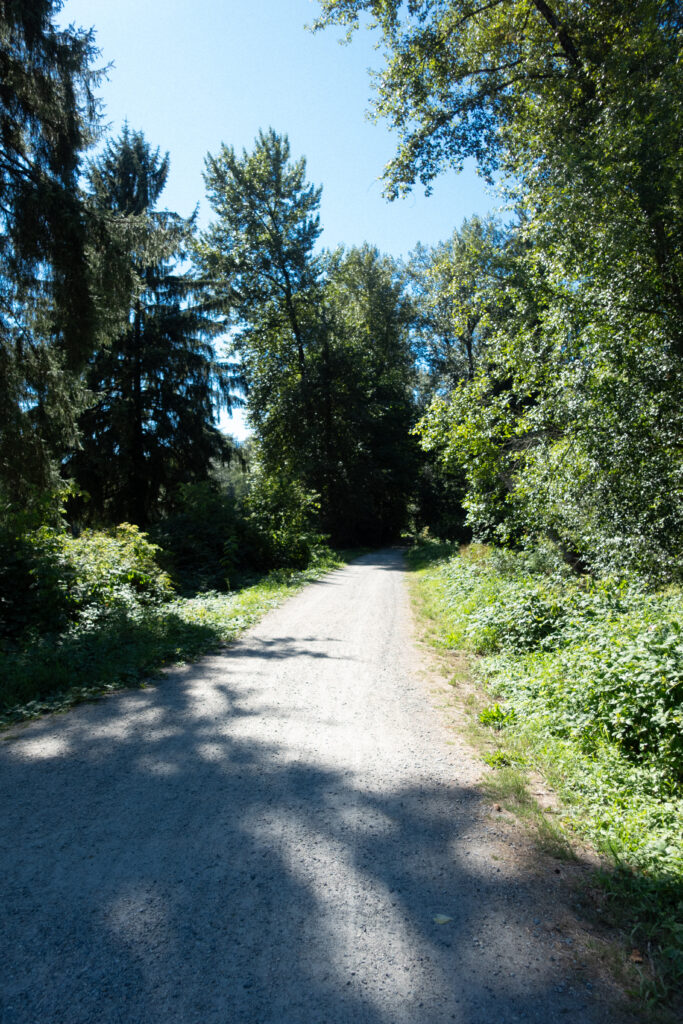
[480,762,575,861]
[0,551,345,727]
[405,538,683,1010]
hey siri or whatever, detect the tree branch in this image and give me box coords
[530,0,594,95]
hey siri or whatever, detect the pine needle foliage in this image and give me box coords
[69,127,235,526]
[0,0,101,506]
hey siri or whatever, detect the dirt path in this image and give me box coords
[1,550,629,1023]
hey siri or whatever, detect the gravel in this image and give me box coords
[0,550,630,1023]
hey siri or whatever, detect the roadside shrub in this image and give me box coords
[0,522,70,642]
[241,471,328,570]
[411,539,683,996]
[0,549,343,717]
[152,482,242,592]
[0,521,174,647]
[465,583,569,653]
[430,544,683,781]
[531,603,683,782]
[60,524,174,620]
[430,545,572,652]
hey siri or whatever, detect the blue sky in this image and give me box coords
[58,0,498,436]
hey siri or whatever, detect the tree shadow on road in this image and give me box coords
[0,661,633,1024]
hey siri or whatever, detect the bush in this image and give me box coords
[424,543,683,781]
[0,522,70,642]
[241,471,328,570]
[0,550,344,717]
[536,601,683,782]
[59,523,174,619]
[152,482,242,592]
[411,540,683,997]
[466,584,569,653]
[153,473,332,588]
[0,521,173,647]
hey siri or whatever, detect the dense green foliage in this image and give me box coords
[429,547,683,789]
[150,480,245,593]
[408,215,516,540]
[316,1,683,581]
[151,469,331,590]
[0,515,342,719]
[0,0,100,506]
[410,216,508,394]
[314,2,682,217]
[0,518,171,645]
[415,210,683,578]
[197,130,419,545]
[407,541,683,997]
[68,128,234,525]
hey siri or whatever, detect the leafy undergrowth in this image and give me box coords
[0,549,344,727]
[406,539,683,1007]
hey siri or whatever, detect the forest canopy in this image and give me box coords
[315,0,683,579]
[0,0,680,584]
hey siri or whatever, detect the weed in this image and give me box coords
[479,703,515,729]
[406,539,683,1004]
[483,750,526,768]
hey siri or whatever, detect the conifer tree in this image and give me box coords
[69,128,233,526]
[0,0,100,508]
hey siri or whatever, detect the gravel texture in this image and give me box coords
[1,550,630,1023]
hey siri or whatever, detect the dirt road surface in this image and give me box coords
[1,550,629,1023]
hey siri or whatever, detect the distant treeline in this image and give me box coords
[2,1,682,627]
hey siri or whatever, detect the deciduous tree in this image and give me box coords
[315,1,683,578]
[199,131,418,543]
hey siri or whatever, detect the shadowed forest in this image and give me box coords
[1,1,681,1006]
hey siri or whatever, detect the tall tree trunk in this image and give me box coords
[320,308,335,512]
[130,301,147,525]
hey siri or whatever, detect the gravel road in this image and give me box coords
[1,550,628,1024]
